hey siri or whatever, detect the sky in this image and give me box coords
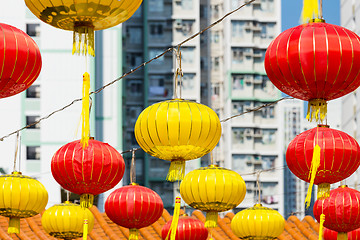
[282,0,340,31]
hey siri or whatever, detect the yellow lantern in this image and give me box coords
[41,201,94,240]
[25,0,143,56]
[135,99,222,182]
[180,165,246,228]
[231,204,285,239]
[0,171,48,233]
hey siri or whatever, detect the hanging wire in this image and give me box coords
[67,190,70,202]
[130,148,136,184]
[0,0,255,142]
[319,0,323,19]
[256,171,262,204]
[13,132,20,172]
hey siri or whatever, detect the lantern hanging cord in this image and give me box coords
[130,148,136,184]
[319,0,323,19]
[256,171,261,204]
[173,47,183,99]
[12,132,20,172]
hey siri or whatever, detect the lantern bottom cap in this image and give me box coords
[80,193,94,208]
[337,232,347,240]
[8,217,20,234]
[205,211,218,228]
[306,99,327,122]
[129,228,139,240]
[166,160,185,182]
[317,183,330,199]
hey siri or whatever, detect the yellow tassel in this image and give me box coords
[129,228,139,240]
[301,0,320,23]
[306,99,327,122]
[317,183,330,199]
[337,232,348,240]
[166,160,185,182]
[318,214,325,240]
[72,23,95,56]
[80,72,91,149]
[8,217,20,234]
[83,219,88,240]
[165,197,181,240]
[80,194,94,208]
[305,144,321,209]
[205,211,218,228]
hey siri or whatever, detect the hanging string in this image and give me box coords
[256,171,261,204]
[67,191,70,202]
[130,148,136,184]
[319,0,323,19]
[210,152,214,165]
[173,47,183,99]
[13,132,20,172]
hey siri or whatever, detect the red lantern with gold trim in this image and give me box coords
[265,21,360,121]
[161,215,208,240]
[51,139,125,208]
[105,183,164,240]
[324,227,360,240]
[314,186,360,240]
[0,23,41,98]
[286,125,360,208]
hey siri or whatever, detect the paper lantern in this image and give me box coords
[0,172,48,233]
[231,204,285,239]
[51,139,125,207]
[105,183,164,240]
[0,23,41,98]
[25,0,142,56]
[324,227,360,240]
[41,201,94,239]
[286,125,360,207]
[161,215,208,240]
[314,186,360,240]
[135,99,221,181]
[265,21,360,121]
[180,164,246,228]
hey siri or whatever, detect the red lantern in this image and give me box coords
[324,227,360,240]
[314,186,360,240]
[265,21,360,121]
[105,183,164,239]
[51,139,125,207]
[0,23,41,98]
[286,125,360,207]
[161,215,208,240]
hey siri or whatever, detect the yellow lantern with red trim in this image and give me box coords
[135,99,221,182]
[0,172,48,233]
[180,165,246,228]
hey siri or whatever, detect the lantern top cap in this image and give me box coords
[339,185,348,188]
[308,18,325,23]
[131,182,139,186]
[254,203,263,207]
[317,124,329,128]
[11,171,22,175]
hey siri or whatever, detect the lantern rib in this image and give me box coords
[15,31,29,84]
[297,27,312,97]
[330,26,343,90]
[344,30,360,94]
[0,25,6,81]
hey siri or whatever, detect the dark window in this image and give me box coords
[26,23,40,37]
[26,146,40,160]
[26,85,40,98]
[26,115,40,129]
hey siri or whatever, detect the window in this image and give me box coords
[262,105,275,118]
[26,85,40,98]
[231,21,245,38]
[149,0,164,12]
[26,115,40,129]
[232,48,244,64]
[126,52,143,67]
[261,0,274,13]
[262,156,276,170]
[126,80,142,96]
[182,73,195,91]
[211,31,220,43]
[149,76,165,97]
[233,75,244,90]
[262,129,276,144]
[150,24,163,37]
[232,128,246,144]
[233,154,248,171]
[27,146,40,160]
[26,23,40,37]
[176,0,193,10]
[181,47,195,64]
[211,57,220,71]
[126,27,142,44]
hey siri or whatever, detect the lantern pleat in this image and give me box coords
[0,172,48,233]
[180,165,246,228]
[161,215,208,240]
[51,139,125,206]
[0,23,41,98]
[324,227,360,240]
